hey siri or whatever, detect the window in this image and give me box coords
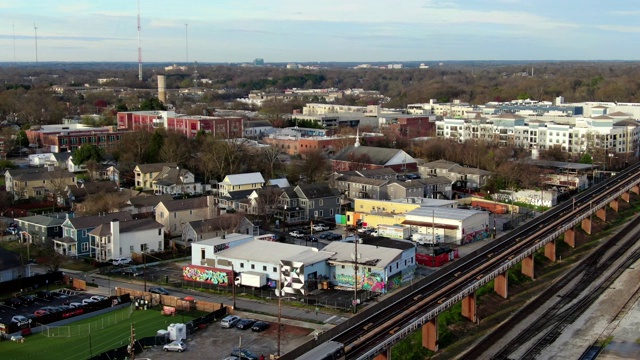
[130,245,134,252]
[119,247,122,255]
[158,229,162,236]
[240,263,244,268]
[190,210,193,215]
[251,264,255,270]
[341,265,345,269]
[160,212,164,218]
[174,212,177,218]
[319,210,323,217]
[81,243,89,252]
[158,241,162,250]
[201,249,205,260]
[82,230,87,237]
[263,266,267,271]
[319,199,323,206]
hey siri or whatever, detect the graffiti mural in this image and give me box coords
[335,270,387,293]
[387,274,402,290]
[463,229,488,245]
[183,265,231,286]
[213,242,230,253]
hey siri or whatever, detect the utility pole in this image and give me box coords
[277,263,282,357]
[129,324,136,360]
[353,228,359,314]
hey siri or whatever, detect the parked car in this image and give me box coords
[120,267,143,277]
[163,340,187,352]
[4,227,18,235]
[40,306,63,313]
[11,315,31,326]
[305,235,318,242]
[236,318,256,330]
[33,309,50,317]
[36,290,53,300]
[81,298,97,305]
[312,224,329,231]
[319,232,333,239]
[288,230,305,238]
[112,257,132,266]
[68,302,83,308]
[251,321,270,332]
[322,232,342,240]
[221,315,241,328]
[149,287,170,295]
[230,348,259,360]
[4,297,22,308]
[90,295,108,302]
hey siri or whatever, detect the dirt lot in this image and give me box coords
[141,310,318,359]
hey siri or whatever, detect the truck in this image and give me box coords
[376,224,411,240]
[411,233,444,246]
[234,271,267,288]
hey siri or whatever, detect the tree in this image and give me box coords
[72,144,104,165]
[159,131,192,165]
[138,97,166,111]
[298,149,330,184]
[16,130,29,148]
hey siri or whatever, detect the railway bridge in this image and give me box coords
[282,162,640,360]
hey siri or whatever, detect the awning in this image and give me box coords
[401,220,459,230]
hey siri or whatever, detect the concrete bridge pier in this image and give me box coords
[544,239,556,262]
[521,254,535,279]
[610,198,619,212]
[422,317,438,352]
[461,292,477,323]
[373,348,392,360]
[564,228,576,248]
[494,271,508,298]
[581,217,592,235]
[597,207,607,222]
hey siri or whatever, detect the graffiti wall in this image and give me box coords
[183,265,232,286]
[463,228,489,245]
[334,269,387,293]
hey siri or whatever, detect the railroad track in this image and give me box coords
[328,163,640,360]
[482,215,640,359]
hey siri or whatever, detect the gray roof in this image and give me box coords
[387,180,424,189]
[135,162,177,173]
[6,167,75,182]
[220,189,254,201]
[66,211,133,229]
[333,146,408,166]
[17,214,65,227]
[52,152,72,162]
[0,248,22,271]
[323,242,403,268]
[158,197,209,212]
[90,218,163,237]
[216,239,335,266]
[405,207,483,221]
[417,176,453,185]
[129,194,173,208]
[188,216,249,234]
[153,166,191,186]
[296,183,340,199]
[336,175,389,187]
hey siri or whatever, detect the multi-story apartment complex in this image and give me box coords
[436,115,640,155]
[24,124,124,153]
[117,111,243,139]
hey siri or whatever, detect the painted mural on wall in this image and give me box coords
[335,270,386,293]
[183,265,231,286]
[462,228,489,245]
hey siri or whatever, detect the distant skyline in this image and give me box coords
[1,0,639,63]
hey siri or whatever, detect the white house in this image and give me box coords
[89,218,164,262]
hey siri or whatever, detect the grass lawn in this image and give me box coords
[0,305,206,360]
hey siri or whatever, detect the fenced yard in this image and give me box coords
[0,305,204,360]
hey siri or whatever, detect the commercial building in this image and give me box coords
[117,111,243,139]
[24,124,124,153]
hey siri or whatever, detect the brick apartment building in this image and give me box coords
[117,110,243,139]
[24,124,124,153]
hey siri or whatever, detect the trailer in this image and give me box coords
[411,233,444,246]
[376,224,411,240]
[235,271,267,288]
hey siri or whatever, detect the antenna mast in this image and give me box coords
[185,23,189,63]
[34,23,39,66]
[137,0,142,81]
[12,23,16,66]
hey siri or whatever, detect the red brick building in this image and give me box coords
[24,124,124,153]
[262,135,353,157]
[383,116,436,138]
[117,111,243,139]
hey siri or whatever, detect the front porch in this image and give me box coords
[53,237,77,257]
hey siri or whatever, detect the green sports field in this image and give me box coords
[0,306,204,360]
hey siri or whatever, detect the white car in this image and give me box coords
[163,340,187,352]
[312,224,329,232]
[82,298,97,305]
[90,295,108,302]
[112,257,132,266]
[11,315,31,326]
[288,230,305,238]
[69,302,83,308]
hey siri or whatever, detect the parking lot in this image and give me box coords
[142,310,325,359]
[0,289,107,328]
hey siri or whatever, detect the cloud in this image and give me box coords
[595,25,640,33]
[608,10,640,16]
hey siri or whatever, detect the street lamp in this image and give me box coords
[217,259,236,309]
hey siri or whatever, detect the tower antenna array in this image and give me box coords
[34,23,39,65]
[185,23,189,63]
[137,0,142,81]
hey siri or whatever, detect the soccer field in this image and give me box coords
[0,306,203,360]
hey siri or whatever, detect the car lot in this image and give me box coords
[142,311,318,360]
[0,289,108,327]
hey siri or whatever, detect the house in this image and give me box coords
[332,175,390,200]
[65,181,120,210]
[134,162,177,191]
[331,145,418,172]
[89,218,164,262]
[155,196,216,237]
[181,216,259,244]
[418,160,492,190]
[28,152,72,168]
[105,166,120,186]
[417,176,454,199]
[5,167,76,200]
[275,183,341,224]
[0,248,26,281]
[56,212,133,257]
[14,214,65,244]
[151,166,204,196]
[385,180,427,200]
[266,178,291,188]
[124,193,173,216]
[217,172,265,197]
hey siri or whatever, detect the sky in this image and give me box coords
[1,0,639,63]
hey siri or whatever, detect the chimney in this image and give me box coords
[111,219,120,253]
[222,232,226,239]
[158,74,166,104]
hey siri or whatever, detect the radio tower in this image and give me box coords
[137,0,142,81]
[34,23,39,65]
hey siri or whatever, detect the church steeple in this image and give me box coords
[354,127,360,147]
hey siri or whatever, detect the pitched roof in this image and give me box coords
[332,146,408,166]
[66,211,133,229]
[336,175,389,187]
[52,152,72,162]
[220,189,254,201]
[387,180,424,189]
[419,159,458,169]
[188,216,245,234]
[266,178,290,188]
[129,194,173,208]
[607,111,631,117]
[0,248,21,271]
[7,167,75,182]
[158,196,209,212]
[89,218,163,237]
[222,172,265,186]
[17,214,65,227]
[417,176,454,185]
[591,115,613,120]
[296,183,340,199]
[152,166,191,186]
[135,162,177,173]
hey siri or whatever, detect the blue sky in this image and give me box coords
[1,0,639,63]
